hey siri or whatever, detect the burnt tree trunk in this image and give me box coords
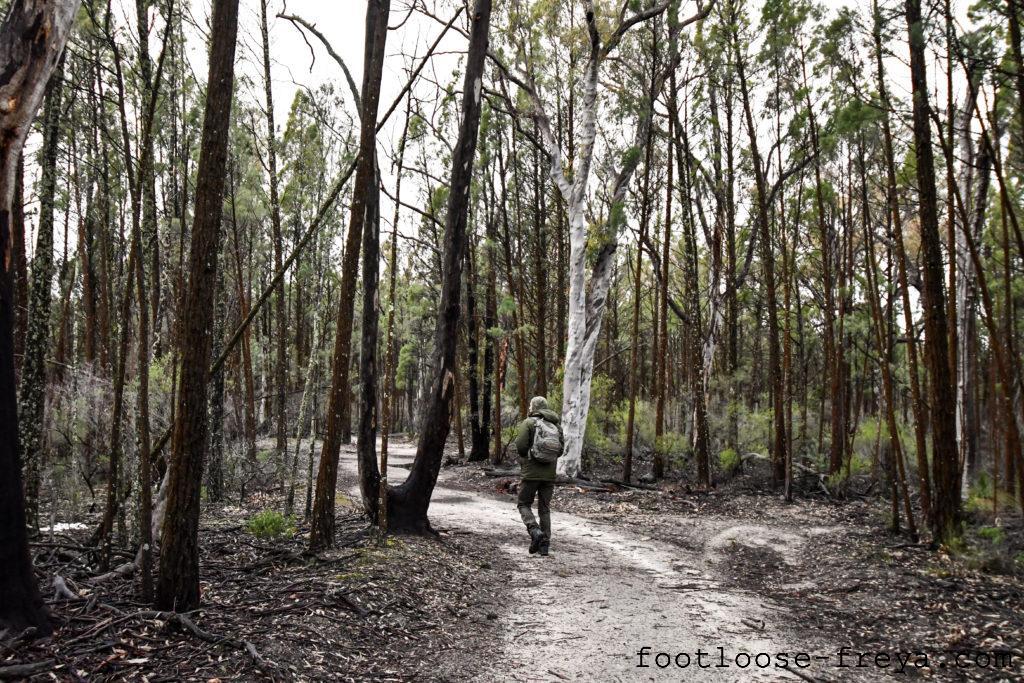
[905,0,960,544]
[155,0,239,611]
[310,0,390,549]
[386,0,492,533]
[0,0,79,636]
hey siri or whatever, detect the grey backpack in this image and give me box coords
[529,417,563,464]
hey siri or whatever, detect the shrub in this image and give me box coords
[719,448,741,476]
[655,431,688,459]
[977,526,1005,545]
[612,399,655,452]
[246,510,296,539]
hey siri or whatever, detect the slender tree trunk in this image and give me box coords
[873,1,932,519]
[623,41,657,482]
[905,0,960,544]
[653,90,673,480]
[12,155,27,377]
[734,20,786,483]
[310,0,390,549]
[800,48,841,477]
[532,121,547,395]
[356,161,383,519]
[260,0,289,494]
[377,100,411,527]
[678,114,710,489]
[466,241,486,461]
[155,0,239,610]
[228,172,257,464]
[860,138,917,539]
[206,258,226,504]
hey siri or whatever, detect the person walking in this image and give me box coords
[514,396,563,556]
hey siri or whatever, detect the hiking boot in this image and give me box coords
[528,526,545,554]
[538,539,550,556]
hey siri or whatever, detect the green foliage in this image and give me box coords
[719,448,741,476]
[395,342,417,391]
[655,432,688,459]
[612,399,655,452]
[246,511,296,540]
[977,526,1005,545]
[965,473,1021,515]
[584,375,616,452]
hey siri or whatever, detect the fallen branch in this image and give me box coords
[0,660,55,679]
[555,476,615,492]
[481,467,520,478]
[599,478,658,491]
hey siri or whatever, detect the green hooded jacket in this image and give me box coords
[515,407,562,482]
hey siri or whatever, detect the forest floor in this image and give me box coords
[7,440,1024,681]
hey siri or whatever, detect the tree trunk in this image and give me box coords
[800,48,840,477]
[905,0,960,544]
[206,259,226,504]
[466,241,487,461]
[228,172,257,464]
[654,95,673,480]
[259,0,289,495]
[155,0,239,610]
[677,114,710,490]
[378,100,412,529]
[12,155,27,377]
[953,64,986,494]
[17,54,63,529]
[734,20,786,484]
[310,0,390,550]
[623,40,657,482]
[356,160,383,518]
[0,0,79,636]
[555,2,685,478]
[872,1,932,519]
[385,0,491,532]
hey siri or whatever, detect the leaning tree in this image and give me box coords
[370,0,494,532]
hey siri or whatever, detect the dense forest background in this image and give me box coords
[2,0,1024,636]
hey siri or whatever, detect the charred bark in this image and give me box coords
[155,0,239,611]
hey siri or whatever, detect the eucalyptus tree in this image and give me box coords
[156,0,240,610]
[495,0,710,478]
[376,0,493,532]
[902,0,960,543]
[310,0,390,550]
[0,0,80,635]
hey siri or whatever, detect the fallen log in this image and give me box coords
[481,468,520,477]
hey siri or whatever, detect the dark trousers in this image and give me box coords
[517,480,554,538]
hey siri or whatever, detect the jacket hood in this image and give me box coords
[531,408,561,425]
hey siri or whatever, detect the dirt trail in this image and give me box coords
[339,444,834,681]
